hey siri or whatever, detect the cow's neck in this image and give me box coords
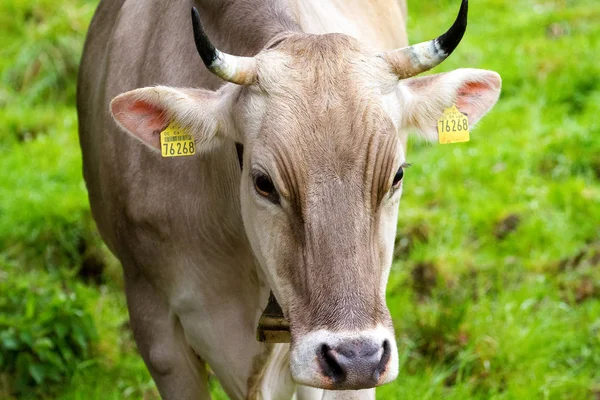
[290,0,408,50]
[195,0,408,57]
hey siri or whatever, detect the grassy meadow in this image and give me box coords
[1,0,599,398]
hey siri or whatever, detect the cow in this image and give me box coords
[77,0,500,398]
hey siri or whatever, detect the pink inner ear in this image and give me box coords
[111,97,169,149]
[455,77,501,124]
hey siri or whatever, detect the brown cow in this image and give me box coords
[77,0,500,398]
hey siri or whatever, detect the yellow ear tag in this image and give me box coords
[437,105,470,144]
[160,122,196,157]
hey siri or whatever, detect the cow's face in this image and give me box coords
[110,0,501,390]
[237,34,406,389]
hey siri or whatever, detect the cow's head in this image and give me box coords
[110,0,500,391]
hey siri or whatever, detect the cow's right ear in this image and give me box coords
[397,69,501,142]
[110,85,238,151]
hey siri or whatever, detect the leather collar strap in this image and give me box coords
[256,292,291,343]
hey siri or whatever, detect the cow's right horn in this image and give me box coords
[191,7,257,85]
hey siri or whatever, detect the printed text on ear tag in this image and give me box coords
[437,105,470,144]
[160,121,196,157]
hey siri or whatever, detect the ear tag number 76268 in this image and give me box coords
[160,122,196,157]
[437,105,470,144]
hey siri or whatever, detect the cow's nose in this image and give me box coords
[290,326,399,389]
[317,339,391,388]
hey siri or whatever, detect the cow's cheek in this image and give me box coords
[239,188,296,312]
[378,195,402,301]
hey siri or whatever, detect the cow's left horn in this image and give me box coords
[384,0,468,79]
[191,7,257,85]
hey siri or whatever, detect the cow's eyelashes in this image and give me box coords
[253,172,280,204]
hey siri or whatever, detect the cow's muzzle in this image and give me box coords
[290,326,399,390]
[317,338,391,389]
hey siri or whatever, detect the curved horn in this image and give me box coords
[384,0,468,79]
[191,7,257,85]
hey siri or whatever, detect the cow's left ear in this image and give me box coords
[110,85,239,151]
[397,68,501,141]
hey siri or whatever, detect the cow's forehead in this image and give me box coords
[249,76,398,171]
[255,32,396,97]
[243,33,402,199]
[248,95,400,215]
[251,33,398,143]
[261,32,365,68]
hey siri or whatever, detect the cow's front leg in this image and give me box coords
[125,273,211,400]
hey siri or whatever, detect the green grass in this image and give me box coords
[0,0,599,398]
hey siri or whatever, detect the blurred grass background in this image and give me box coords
[0,0,599,398]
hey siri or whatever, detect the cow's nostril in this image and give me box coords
[318,344,346,384]
[373,339,391,382]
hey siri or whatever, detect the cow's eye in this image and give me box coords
[392,166,404,189]
[253,172,279,203]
